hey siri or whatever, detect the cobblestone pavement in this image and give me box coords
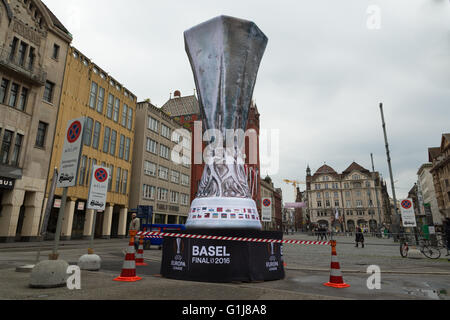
[0,232,449,300]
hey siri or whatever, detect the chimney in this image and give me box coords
[174,90,181,98]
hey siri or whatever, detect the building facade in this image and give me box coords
[428,134,450,220]
[417,163,442,226]
[306,162,388,232]
[129,100,191,225]
[0,0,71,242]
[44,47,137,240]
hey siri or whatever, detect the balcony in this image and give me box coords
[0,48,47,86]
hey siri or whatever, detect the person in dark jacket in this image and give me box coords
[355,226,365,248]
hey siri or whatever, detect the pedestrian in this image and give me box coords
[355,226,365,248]
[129,213,141,251]
[444,218,450,257]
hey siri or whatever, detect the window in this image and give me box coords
[10,134,23,166]
[119,134,125,159]
[334,192,338,198]
[89,82,98,109]
[171,171,180,184]
[18,87,28,111]
[159,166,169,180]
[181,174,189,186]
[0,79,9,104]
[356,190,361,197]
[122,170,128,194]
[110,130,117,156]
[317,201,322,208]
[346,200,351,208]
[79,156,87,186]
[161,124,171,139]
[116,168,121,193]
[106,94,114,119]
[353,175,360,180]
[326,200,331,207]
[108,165,114,191]
[160,144,170,159]
[97,87,105,114]
[0,130,13,164]
[103,127,111,153]
[356,200,363,207]
[92,122,101,149]
[18,42,28,67]
[35,121,48,148]
[158,188,168,201]
[144,161,156,176]
[317,192,321,199]
[52,44,60,60]
[124,137,131,161]
[324,183,329,189]
[43,81,54,103]
[28,47,35,70]
[334,200,340,207]
[344,183,349,188]
[8,83,19,107]
[121,104,127,127]
[181,194,189,206]
[127,108,133,130]
[325,192,329,199]
[170,191,179,204]
[345,191,350,197]
[146,138,157,154]
[143,185,155,199]
[366,181,371,188]
[85,158,92,185]
[113,98,120,122]
[9,37,18,61]
[315,184,321,190]
[148,117,158,132]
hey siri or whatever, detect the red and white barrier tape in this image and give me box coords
[137,231,331,246]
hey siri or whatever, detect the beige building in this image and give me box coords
[306,163,388,232]
[45,47,137,240]
[0,0,71,242]
[428,134,450,220]
[417,163,442,226]
[129,100,191,225]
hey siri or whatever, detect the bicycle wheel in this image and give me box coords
[400,243,408,258]
[422,246,441,259]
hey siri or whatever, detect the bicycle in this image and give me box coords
[400,236,441,259]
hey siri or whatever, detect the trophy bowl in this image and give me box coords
[184,15,268,230]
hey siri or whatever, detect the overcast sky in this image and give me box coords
[44,0,450,203]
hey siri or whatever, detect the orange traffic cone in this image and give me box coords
[323,240,350,288]
[135,229,148,266]
[114,230,142,282]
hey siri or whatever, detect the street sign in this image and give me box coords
[87,166,110,211]
[262,198,272,222]
[57,118,85,188]
[400,198,417,227]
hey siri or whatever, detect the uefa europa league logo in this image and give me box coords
[184,16,267,230]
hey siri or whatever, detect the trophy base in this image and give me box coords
[160,229,285,283]
[185,197,262,230]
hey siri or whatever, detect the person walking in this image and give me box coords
[355,226,365,248]
[129,213,141,251]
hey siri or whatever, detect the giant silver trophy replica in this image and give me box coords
[184,16,267,230]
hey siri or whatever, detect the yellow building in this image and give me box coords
[44,47,136,240]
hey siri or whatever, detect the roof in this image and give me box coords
[428,147,440,162]
[342,162,370,174]
[161,95,200,117]
[41,1,70,35]
[313,164,338,176]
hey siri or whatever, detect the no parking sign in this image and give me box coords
[87,166,110,211]
[400,199,417,227]
[57,118,85,188]
[262,198,272,222]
